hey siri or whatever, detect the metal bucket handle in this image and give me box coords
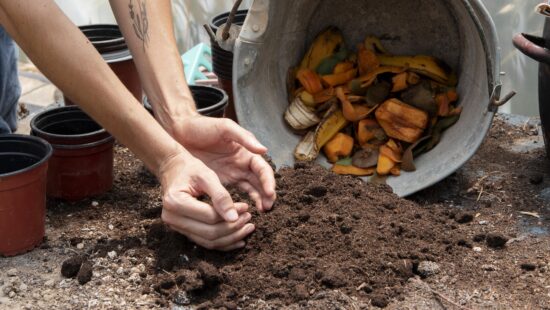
[536,1,550,17]
[456,0,515,111]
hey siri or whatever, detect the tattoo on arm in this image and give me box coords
[129,0,149,50]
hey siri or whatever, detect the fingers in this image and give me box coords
[220,119,267,155]
[185,223,255,251]
[163,190,249,224]
[167,211,252,241]
[162,190,254,251]
[238,181,263,211]
[249,155,277,210]
[195,171,239,222]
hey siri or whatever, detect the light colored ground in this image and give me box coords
[15,62,63,135]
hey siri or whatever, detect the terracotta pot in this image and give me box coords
[31,106,114,201]
[0,134,52,256]
[65,24,142,105]
[209,10,248,123]
[144,85,228,118]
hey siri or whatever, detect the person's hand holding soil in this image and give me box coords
[159,150,256,251]
[164,115,277,212]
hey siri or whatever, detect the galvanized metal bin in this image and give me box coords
[233,0,505,196]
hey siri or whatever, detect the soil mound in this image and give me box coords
[146,163,471,308]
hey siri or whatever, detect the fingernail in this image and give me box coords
[225,209,239,222]
[245,224,255,234]
[243,212,252,221]
[238,241,246,248]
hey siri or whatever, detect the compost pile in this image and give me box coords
[286,27,461,177]
[145,162,477,309]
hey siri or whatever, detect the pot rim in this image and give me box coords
[0,134,52,179]
[78,24,133,63]
[210,10,249,33]
[50,135,115,150]
[30,106,108,141]
[144,85,228,115]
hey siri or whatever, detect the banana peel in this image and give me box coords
[315,109,349,149]
[354,66,404,88]
[299,26,345,71]
[364,36,389,54]
[284,96,321,130]
[294,131,319,161]
[378,55,457,86]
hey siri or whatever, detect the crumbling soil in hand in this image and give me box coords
[145,163,476,308]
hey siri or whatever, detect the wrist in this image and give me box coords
[148,91,199,135]
[156,142,191,182]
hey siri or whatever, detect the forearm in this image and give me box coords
[109,0,197,133]
[0,0,185,175]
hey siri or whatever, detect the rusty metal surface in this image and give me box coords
[233,0,501,197]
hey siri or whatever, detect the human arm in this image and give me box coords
[108,0,277,210]
[0,0,252,250]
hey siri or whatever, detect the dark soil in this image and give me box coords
[143,163,483,308]
[77,261,93,285]
[44,115,550,309]
[60,256,84,278]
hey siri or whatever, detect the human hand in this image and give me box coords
[158,150,255,251]
[165,115,277,212]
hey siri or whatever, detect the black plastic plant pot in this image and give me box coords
[30,106,114,201]
[209,10,249,80]
[64,24,142,105]
[144,85,228,118]
[210,10,248,122]
[0,134,52,256]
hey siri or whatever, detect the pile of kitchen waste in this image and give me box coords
[286,26,461,177]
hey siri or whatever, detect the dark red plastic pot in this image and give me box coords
[30,106,114,201]
[0,134,52,256]
[65,25,141,106]
[210,10,248,122]
[144,85,228,118]
[514,22,550,158]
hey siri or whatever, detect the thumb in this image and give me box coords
[197,170,239,222]
[222,120,267,154]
